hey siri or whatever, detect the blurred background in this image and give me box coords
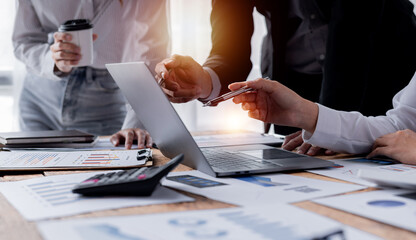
[0,0,414,133]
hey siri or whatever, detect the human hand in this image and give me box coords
[50,32,98,73]
[367,129,416,165]
[282,131,336,156]
[110,128,153,150]
[231,78,319,133]
[155,55,212,103]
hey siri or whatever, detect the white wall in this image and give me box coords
[170,1,265,133]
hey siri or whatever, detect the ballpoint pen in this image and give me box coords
[158,69,172,87]
[158,72,166,86]
[203,76,270,107]
[203,85,254,107]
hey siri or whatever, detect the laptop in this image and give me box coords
[106,62,335,177]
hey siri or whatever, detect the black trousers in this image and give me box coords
[266,70,323,135]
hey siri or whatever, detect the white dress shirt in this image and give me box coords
[303,72,416,154]
[13,0,169,81]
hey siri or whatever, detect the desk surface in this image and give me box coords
[0,149,414,240]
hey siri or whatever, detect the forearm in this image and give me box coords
[122,104,145,130]
[293,99,319,134]
[13,42,59,80]
[303,104,403,154]
[305,72,416,154]
[13,0,60,80]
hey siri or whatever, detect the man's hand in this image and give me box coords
[50,32,97,73]
[282,131,336,156]
[231,78,319,133]
[155,55,213,103]
[110,128,153,150]
[367,129,416,164]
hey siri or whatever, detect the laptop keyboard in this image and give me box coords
[201,148,282,171]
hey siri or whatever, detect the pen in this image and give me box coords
[203,76,270,107]
[158,69,173,87]
[158,73,166,86]
[203,86,254,107]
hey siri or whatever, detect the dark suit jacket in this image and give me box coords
[203,0,416,117]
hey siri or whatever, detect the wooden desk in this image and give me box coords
[0,149,414,240]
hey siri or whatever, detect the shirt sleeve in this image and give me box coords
[303,72,416,154]
[12,0,61,81]
[202,0,254,96]
[121,104,146,130]
[198,67,222,101]
[135,0,170,75]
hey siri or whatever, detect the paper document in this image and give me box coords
[0,172,194,221]
[0,150,148,170]
[193,132,284,148]
[37,204,346,240]
[314,189,416,233]
[308,158,396,186]
[357,164,416,189]
[162,170,366,206]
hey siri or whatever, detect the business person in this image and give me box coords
[231,71,416,165]
[148,0,416,154]
[13,0,168,141]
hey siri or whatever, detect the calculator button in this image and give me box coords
[130,168,146,178]
[97,178,110,184]
[83,179,99,183]
[125,169,137,175]
[78,179,99,187]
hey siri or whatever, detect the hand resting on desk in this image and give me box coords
[367,129,416,165]
[282,131,336,156]
[110,128,153,150]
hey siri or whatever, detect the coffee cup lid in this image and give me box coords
[59,19,93,32]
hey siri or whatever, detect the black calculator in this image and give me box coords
[72,154,184,196]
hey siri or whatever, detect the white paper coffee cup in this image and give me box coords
[58,19,94,67]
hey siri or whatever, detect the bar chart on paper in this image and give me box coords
[77,153,121,165]
[0,150,147,169]
[37,204,346,240]
[0,172,193,220]
[26,179,86,207]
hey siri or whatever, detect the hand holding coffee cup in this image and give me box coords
[50,19,95,73]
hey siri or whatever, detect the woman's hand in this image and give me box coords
[231,78,319,133]
[50,32,97,73]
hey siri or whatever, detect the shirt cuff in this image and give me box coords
[199,67,222,101]
[44,50,63,81]
[302,104,341,150]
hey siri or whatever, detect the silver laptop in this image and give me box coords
[106,62,334,177]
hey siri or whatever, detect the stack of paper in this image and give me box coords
[162,170,366,206]
[0,172,194,221]
[37,203,381,240]
[314,189,416,233]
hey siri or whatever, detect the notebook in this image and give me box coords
[106,62,334,177]
[0,130,95,147]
